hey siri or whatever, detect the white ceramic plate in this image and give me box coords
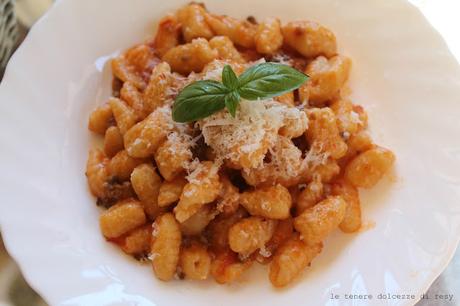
[1,0,460,305]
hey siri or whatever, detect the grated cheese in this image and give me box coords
[259,245,272,258]
[199,97,306,170]
[147,253,158,261]
[185,159,221,184]
[268,135,304,179]
[202,64,224,81]
[165,131,193,157]
[302,142,330,170]
[183,185,197,197]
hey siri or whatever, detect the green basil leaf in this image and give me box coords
[222,65,239,90]
[172,80,228,122]
[224,91,240,117]
[237,62,309,100]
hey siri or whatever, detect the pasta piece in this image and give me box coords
[242,136,304,187]
[207,208,247,252]
[278,108,308,139]
[348,131,374,152]
[123,106,173,158]
[180,204,218,236]
[339,130,375,167]
[205,13,256,48]
[282,20,337,58]
[151,213,182,281]
[154,132,193,181]
[216,175,240,215]
[209,36,245,63]
[210,249,253,284]
[100,199,146,239]
[87,151,135,206]
[232,136,273,170]
[265,218,294,256]
[104,126,124,158]
[294,196,347,244]
[344,146,395,188]
[158,176,187,207]
[331,179,361,233]
[86,149,109,198]
[269,235,322,287]
[123,44,158,76]
[174,161,222,222]
[255,217,295,265]
[228,217,276,255]
[153,14,181,57]
[109,97,138,135]
[162,38,218,75]
[330,98,366,135]
[255,17,283,55]
[120,81,145,120]
[118,224,152,255]
[201,59,246,79]
[305,108,347,159]
[142,62,174,116]
[299,55,351,106]
[308,158,341,183]
[112,44,159,90]
[296,177,324,215]
[240,185,292,219]
[130,164,162,220]
[112,58,145,91]
[107,150,146,181]
[88,103,113,135]
[180,241,211,280]
[177,3,214,42]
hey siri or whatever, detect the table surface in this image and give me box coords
[0,1,459,305]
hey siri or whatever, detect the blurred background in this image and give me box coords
[0,0,52,76]
[0,0,459,305]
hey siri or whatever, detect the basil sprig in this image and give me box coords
[172,62,308,123]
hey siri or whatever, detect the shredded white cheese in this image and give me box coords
[259,245,272,258]
[302,142,330,170]
[199,97,307,170]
